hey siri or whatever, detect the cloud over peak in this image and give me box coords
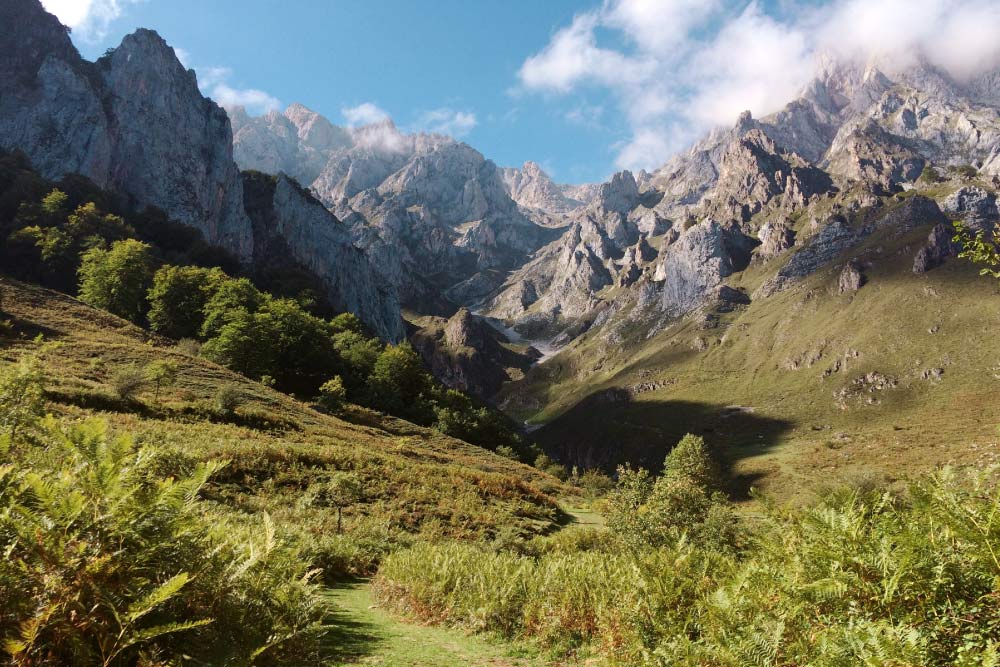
[41,0,144,42]
[196,65,281,115]
[414,108,478,137]
[519,0,1000,173]
[341,102,392,127]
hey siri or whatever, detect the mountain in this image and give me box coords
[499,161,598,220]
[488,58,1000,499]
[230,106,556,311]
[477,60,1000,349]
[0,0,404,341]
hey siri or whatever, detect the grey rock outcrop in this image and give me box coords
[653,220,755,315]
[913,223,955,274]
[941,187,998,233]
[759,196,947,296]
[243,172,404,341]
[231,107,552,311]
[499,161,594,217]
[0,2,252,258]
[839,260,866,293]
[0,0,404,341]
[101,30,252,257]
[479,171,646,334]
[0,0,111,185]
[758,220,796,259]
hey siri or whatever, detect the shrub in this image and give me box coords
[918,164,942,184]
[144,359,178,403]
[174,337,201,356]
[495,445,519,460]
[578,469,614,497]
[376,469,1000,666]
[0,347,46,439]
[0,418,327,666]
[317,376,347,412]
[110,364,146,401]
[951,164,979,178]
[214,384,244,415]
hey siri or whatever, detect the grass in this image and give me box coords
[501,187,1000,505]
[323,580,551,667]
[0,276,569,575]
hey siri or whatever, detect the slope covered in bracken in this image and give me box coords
[0,276,566,570]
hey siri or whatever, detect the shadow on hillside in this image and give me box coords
[0,315,60,343]
[535,393,793,501]
[45,388,301,433]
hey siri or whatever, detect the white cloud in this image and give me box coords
[519,0,1000,172]
[172,47,191,68]
[41,0,145,42]
[188,63,281,115]
[414,108,478,137]
[519,13,655,92]
[342,102,391,127]
[210,84,281,114]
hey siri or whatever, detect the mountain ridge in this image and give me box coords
[0,0,405,341]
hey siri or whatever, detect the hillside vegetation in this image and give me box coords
[0,277,566,560]
[505,178,1000,503]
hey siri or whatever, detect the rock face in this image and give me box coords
[481,170,647,334]
[653,220,755,315]
[0,0,404,341]
[101,30,252,257]
[913,223,956,274]
[410,308,537,399]
[758,220,796,259]
[499,161,594,218]
[941,187,999,233]
[231,107,553,311]
[839,261,866,293]
[242,172,404,341]
[0,1,251,258]
[481,58,1000,349]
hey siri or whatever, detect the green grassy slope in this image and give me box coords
[504,190,1000,504]
[0,276,567,564]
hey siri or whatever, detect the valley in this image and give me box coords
[2,0,1000,664]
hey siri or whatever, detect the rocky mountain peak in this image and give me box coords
[0,0,404,343]
[597,170,639,214]
[0,0,79,80]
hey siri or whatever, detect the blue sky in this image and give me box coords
[44,0,628,184]
[40,0,1000,185]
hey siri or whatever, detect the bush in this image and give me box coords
[0,418,327,666]
[918,164,942,184]
[144,359,178,403]
[174,337,201,356]
[534,453,568,480]
[0,346,46,439]
[376,468,1000,666]
[214,384,245,416]
[317,376,347,412]
[110,364,147,401]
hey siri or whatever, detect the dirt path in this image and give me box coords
[321,580,546,667]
